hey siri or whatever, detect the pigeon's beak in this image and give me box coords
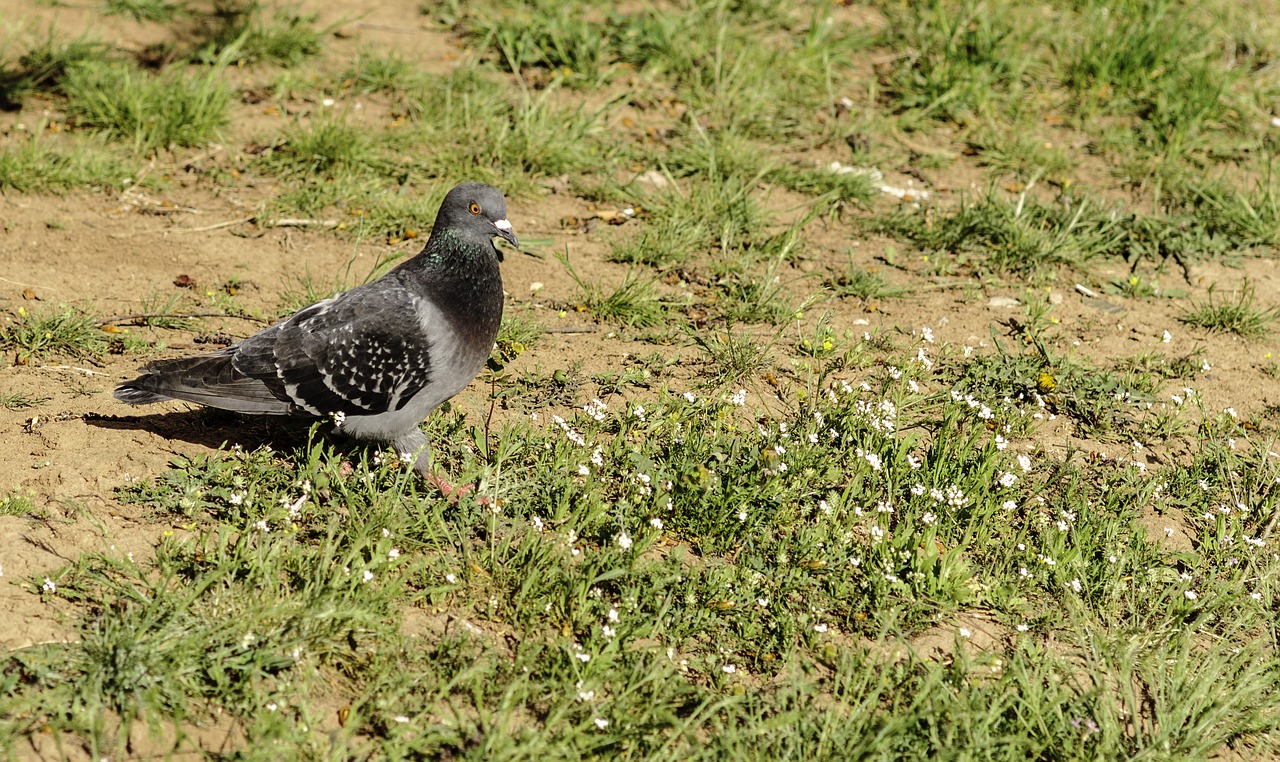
[493,218,519,250]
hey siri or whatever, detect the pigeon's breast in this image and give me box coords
[337,293,492,441]
[413,294,492,403]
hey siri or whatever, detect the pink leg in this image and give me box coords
[422,472,495,507]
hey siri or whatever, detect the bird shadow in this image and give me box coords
[85,408,338,461]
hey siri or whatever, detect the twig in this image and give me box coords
[0,276,57,292]
[869,50,916,66]
[891,127,960,160]
[1261,506,1280,544]
[485,376,497,460]
[99,311,270,325]
[169,217,255,232]
[40,365,108,376]
[120,185,201,214]
[181,144,226,168]
[355,22,420,33]
[108,216,254,238]
[544,325,598,334]
[269,218,340,228]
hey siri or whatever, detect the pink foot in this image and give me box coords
[423,473,494,507]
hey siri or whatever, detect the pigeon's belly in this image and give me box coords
[338,295,492,442]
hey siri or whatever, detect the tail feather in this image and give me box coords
[114,352,293,415]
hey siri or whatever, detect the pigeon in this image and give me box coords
[115,181,516,480]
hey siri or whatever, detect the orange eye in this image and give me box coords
[468,202,481,215]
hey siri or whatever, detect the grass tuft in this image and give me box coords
[1,305,107,363]
[61,61,230,152]
[0,29,111,108]
[1179,281,1277,338]
[0,132,139,192]
[691,326,772,386]
[873,190,1130,275]
[192,1,327,67]
[103,0,182,23]
[260,117,380,177]
[560,251,670,328]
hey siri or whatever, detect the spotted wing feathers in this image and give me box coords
[115,279,434,418]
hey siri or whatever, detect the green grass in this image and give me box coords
[341,50,421,94]
[0,305,107,363]
[493,313,544,369]
[1180,281,1277,338]
[769,163,878,216]
[968,126,1078,184]
[691,326,773,386]
[560,252,670,328]
[0,490,41,516]
[102,0,182,22]
[61,61,231,152]
[0,390,48,410]
[0,28,111,108]
[1062,0,1235,154]
[259,117,381,177]
[9,337,1279,756]
[610,172,767,268]
[191,1,328,67]
[872,190,1132,276]
[1184,171,1280,249]
[879,0,1037,122]
[0,132,140,192]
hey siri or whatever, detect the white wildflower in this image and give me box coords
[583,398,607,421]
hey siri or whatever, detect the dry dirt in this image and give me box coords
[1,0,1280,753]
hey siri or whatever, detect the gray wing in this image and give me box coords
[233,279,434,417]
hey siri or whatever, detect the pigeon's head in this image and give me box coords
[437,182,518,259]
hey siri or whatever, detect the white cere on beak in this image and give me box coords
[494,219,513,231]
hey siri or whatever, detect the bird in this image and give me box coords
[115,181,516,486]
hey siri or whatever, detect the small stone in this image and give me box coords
[636,170,670,188]
[987,296,1020,308]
